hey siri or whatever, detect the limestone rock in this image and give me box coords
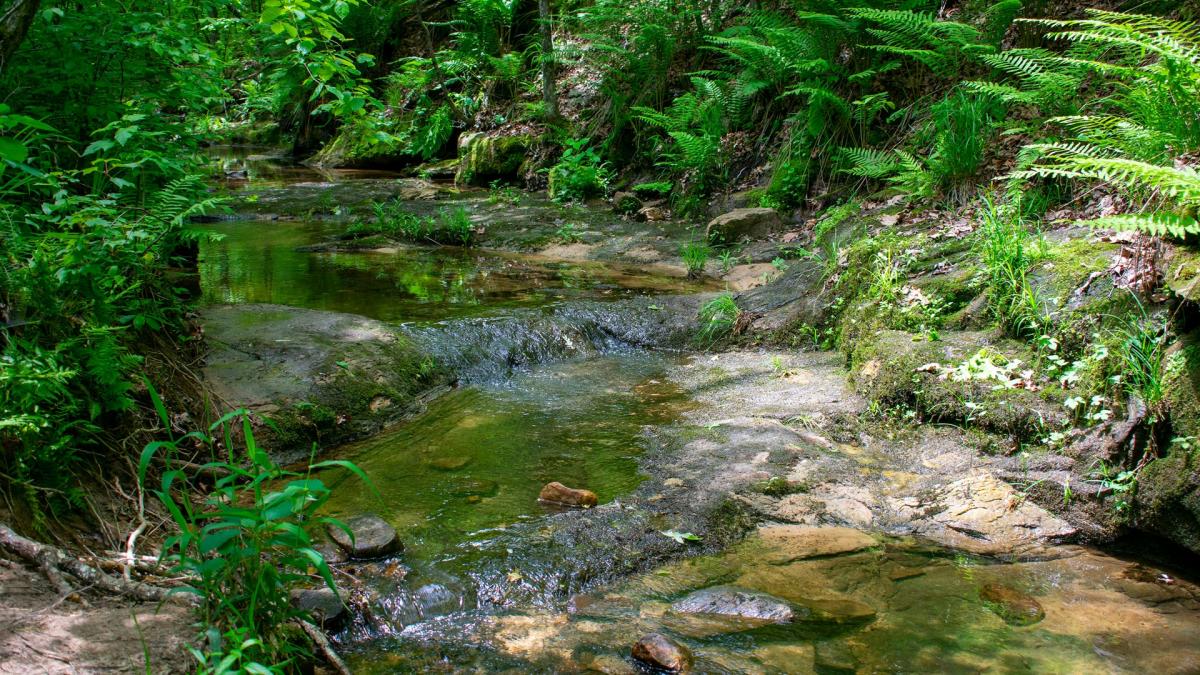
[754,526,878,564]
[631,633,692,672]
[328,514,402,559]
[539,481,598,508]
[705,208,783,243]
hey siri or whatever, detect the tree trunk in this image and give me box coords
[0,0,40,74]
[538,0,558,120]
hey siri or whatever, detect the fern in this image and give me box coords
[1086,213,1200,238]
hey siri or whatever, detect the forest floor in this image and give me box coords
[0,563,192,674]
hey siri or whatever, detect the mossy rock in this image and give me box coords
[455,132,533,185]
[1135,447,1200,554]
[848,329,1068,440]
[1164,333,1200,441]
[310,119,416,168]
[202,304,453,463]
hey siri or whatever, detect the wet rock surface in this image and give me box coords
[539,481,599,508]
[671,586,796,623]
[980,583,1045,626]
[291,587,346,627]
[327,514,402,559]
[631,633,692,672]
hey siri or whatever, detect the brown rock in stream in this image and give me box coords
[631,633,692,672]
[980,583,1045,626]
[539,481,598,508]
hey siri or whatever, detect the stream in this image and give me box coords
[199,150,1200,673]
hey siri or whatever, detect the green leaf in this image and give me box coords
[83,139,115,156]
[0,137,28,164]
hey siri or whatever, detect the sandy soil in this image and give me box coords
[0,563,193,674]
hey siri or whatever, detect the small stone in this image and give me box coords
[801,597,877,625]
[429,456,471,471]
[327,514,402,559]
[980,583,1045,626]
[664,478,685,488]
[450,478,499,497]
[631,633,692,672]
[539,481,598,508]
[290,587,345,627]
[314,541,348,565]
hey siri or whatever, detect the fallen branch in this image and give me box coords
[297,620,352,675]
[0,523,192,605]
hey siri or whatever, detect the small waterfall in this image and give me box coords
[399,295,708,383]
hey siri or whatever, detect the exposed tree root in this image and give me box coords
[1,523,352,673]
[298,620,353,675]
[0,522,186,604]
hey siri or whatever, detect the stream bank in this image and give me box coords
[183,150,1200,672]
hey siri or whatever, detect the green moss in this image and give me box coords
[847,329,1067,440]
[1165,338,1200,440]
[456,133,532,185]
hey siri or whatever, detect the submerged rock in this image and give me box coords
[429,455,472,471]
[671,586,795,623]
[631,633,692,672]
[328,514,402,559]
[539,481,598,508]
[980,583,1045,626]
[755,525,878,563]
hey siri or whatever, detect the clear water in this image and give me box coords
[198,149,1200,674]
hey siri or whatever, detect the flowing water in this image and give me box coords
[200,150,1200,674]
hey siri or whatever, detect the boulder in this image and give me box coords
[539,481,598,508]
[612,191,642,215]
[631,633,692,672]
[705,208,783,243]
[456,132,532,185]
[327,514,402,559]
[980,583,1045,626]
[290,587,346,628]
[671,586,795,623]
[754,526,878,564]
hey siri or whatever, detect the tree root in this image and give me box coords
[297,620,352,675]
[0,523,190,605]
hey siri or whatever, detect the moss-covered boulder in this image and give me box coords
[1135,447,1200,554]
[1135,331,1200,553]
[455,132,532,185]
[847,329,1068,439]
[310,120,415,168]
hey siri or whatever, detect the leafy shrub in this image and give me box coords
[548,139,612,203]
[139,396,372,673]
[1,171,221,520]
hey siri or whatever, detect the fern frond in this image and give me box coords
[1085,212,1200,238]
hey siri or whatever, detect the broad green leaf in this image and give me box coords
[0,137,28,163]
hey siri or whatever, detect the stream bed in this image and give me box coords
[199,151,1200,674]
